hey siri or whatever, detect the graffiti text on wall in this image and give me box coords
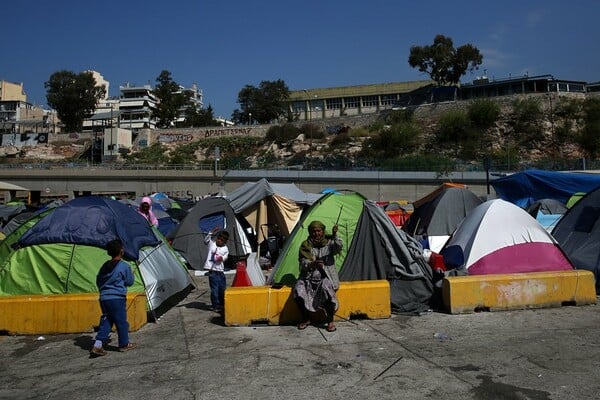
[158,134,194,143]
[204,128,252,137]
[158,128,253,143]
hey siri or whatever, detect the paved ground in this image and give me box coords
[0,274,599,400]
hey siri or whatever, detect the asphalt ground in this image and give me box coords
[0,274,599,400]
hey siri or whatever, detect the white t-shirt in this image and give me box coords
[203,234,229,272]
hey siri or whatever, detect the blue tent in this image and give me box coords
[18,196,160,261]
[491,169,600,208]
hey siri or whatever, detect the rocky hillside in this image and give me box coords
[3,93,591,169]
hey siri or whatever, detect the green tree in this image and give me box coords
[408,34,483,86]
[153,70,187,128]
[45,70,106,132]
[179,104,218,127]
[232,79,290,124]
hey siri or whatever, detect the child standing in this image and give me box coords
[90,239,137,356]
[203,229,230,312]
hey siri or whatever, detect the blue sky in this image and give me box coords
[2,0,599,119]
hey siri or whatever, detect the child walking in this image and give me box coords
[203,229,230,312]
[90,239,137,356]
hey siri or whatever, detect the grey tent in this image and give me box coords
[0,204,26,222]
[226,178,322,244]
[402,186,483,252]
[552,187,600,292]
[168,197,254,270]
[527,198,568,216]
[1,211,34,237]
[339,201,434,312]
[527,198,567,232]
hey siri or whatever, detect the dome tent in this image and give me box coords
[0,196,193,323]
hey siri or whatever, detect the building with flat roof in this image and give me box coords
[287,80,433,120]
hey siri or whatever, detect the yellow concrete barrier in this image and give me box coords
[224,280,391,326]
[442,270,597,314]
[0,292,148,335]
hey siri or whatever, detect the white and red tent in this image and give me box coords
[440,199,573,275]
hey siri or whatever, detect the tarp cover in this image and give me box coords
[18,196,159,260]
[227,178,321,212]
[491,169,600,208]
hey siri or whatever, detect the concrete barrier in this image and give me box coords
[0,292,148,335]
[442,270,597,314]
[224,280,391,326]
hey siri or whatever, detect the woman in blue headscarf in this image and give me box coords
[293,220,342,332]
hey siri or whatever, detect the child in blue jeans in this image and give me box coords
[203,229,230,312]
[90,239,137,356]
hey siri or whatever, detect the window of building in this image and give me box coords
[569,84,585,92]
[558,83,568,92]
[309,99,324,110]
[344,97,360,108]
[380,94,397,106]
[362,95,378,107]
[326,98,342,110]
[291,101,306,113]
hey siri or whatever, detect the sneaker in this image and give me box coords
[119,342,137,352]
[90,346,107,357]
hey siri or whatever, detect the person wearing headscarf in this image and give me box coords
[137,196,159,228]
[293,220,342,332]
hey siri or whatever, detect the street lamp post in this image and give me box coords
[110,105,114,161]
[249,112,252,125]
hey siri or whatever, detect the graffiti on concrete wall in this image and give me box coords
[158,134,194,143]
[158,127,254,143]
[203,128,252,137]
[1,133,48,146]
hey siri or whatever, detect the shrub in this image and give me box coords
[510,97,544,144]
[467,99,500,129]
[436,110,471,143]
[265,123,302,144]
[330,131,351,148]
[384,108,414,125]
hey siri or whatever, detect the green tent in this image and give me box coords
[566,192,585,208]
[268,191,365,286]
[0,196,193,317]
[267,191,434,312]
[0,243,147,295]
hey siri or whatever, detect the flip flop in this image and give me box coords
[297,321,310,330]
[326,324,336,332]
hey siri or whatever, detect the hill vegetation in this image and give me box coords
[124,95,600,172]
[5,95,600,173]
